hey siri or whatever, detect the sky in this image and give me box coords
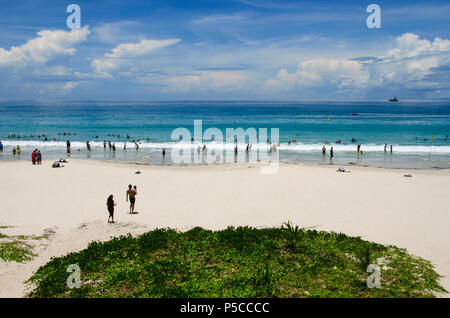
[0,0,449,100]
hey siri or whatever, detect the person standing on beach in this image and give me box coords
[330,147,334,160]
[31,149,36,164]
[390,145,393,153]
[126,184,137,214]
[322,145,326,155]
[107,195,116,223]
[37,150,42,164]
[162,148,166,158]
[17,145,21,155]
[357,144,361,153]
[384,144,387,153]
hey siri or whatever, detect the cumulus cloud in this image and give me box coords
[91,38,181,77]
[0,26,90,68]
[265,59,369,91]
[386,33,450,60]
[264,33,450,95]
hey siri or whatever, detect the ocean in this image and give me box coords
[0,100,449,169]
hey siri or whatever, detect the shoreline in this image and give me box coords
[1,159,449,297]
[2,154,450,172]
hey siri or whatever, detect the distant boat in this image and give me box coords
[389,96,398,102]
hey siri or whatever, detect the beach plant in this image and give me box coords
[0,241,35,263]
[0,226,42,263]
[26,225,447,298]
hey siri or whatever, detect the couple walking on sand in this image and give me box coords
[106,184,138,223]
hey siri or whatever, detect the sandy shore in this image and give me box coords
[1,159,449,297]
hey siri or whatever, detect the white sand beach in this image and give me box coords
[0,159,449,297]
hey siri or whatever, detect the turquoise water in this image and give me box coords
[0,100,449,168]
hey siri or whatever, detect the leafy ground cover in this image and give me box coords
[26,223,446,298]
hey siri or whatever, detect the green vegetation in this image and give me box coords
[27,223,446,298]
[0,240,35,263]
[0,227,43,263]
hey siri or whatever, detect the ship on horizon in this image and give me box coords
[389,96,398,102]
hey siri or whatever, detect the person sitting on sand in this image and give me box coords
[107,195,116,223]
[126,184,137,214]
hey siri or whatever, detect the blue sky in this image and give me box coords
[0,0,449,100]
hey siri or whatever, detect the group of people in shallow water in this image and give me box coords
[31,149,42,164]
[11,145,21,155]
[0,142,42,162]
[321,142,394,159]
[107,184,138,223]
[65,139,144,154]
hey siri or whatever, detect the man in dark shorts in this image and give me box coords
[126,184,137,214]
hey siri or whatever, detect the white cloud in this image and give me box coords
[91,38,181,77]
[264,33,450,94]
[386,33,450,60]
[0,26,90,67]
[164,71,251,93]
[19,81,79,96]
[264,58,369,91]
[93,21,143,44]
[61,81,78,92]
